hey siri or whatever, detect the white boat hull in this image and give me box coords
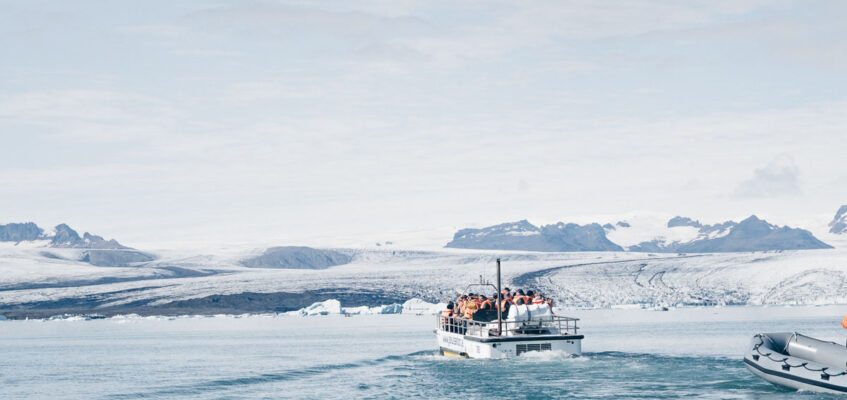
[436,329,582,359]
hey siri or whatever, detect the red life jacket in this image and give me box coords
[531,297,545,305]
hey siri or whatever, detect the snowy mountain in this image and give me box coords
[447,216,831,253]
[626,215,832,253]
[0,222,154,267]
[830,205,847,234]
[0,222,43,242]
[50,223,129,249]
[445,220,623,252]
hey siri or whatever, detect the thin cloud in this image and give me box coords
[734,154,802,198]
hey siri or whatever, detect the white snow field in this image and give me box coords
[2,239,847,314]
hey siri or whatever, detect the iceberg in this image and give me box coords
[402,298,446,315]
[283,298,444,317]
[341,304,403,315]
[288,299,342,316]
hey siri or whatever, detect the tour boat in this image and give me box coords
[435,259,583,359]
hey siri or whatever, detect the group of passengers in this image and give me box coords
[441,287,553,323]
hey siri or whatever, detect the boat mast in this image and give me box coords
[496,258,502,335]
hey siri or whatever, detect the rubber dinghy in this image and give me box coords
[744,332,847,394]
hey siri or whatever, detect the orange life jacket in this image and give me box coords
[513,295,527,305]
[842,314,847,329]
[531,297,545,305]
[480,300,493,310]
[463,300,478,319]
[442,309,453,317]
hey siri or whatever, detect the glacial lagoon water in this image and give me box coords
[2,306,847,399]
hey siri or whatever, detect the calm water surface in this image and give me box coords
[2,306,846,399]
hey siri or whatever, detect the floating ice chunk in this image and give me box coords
[288,299,343,316]
[402,298,446,315]
[340,305,370,315]
[341,304,403,315]
[376,304,404,314]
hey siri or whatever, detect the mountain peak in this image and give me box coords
[446,220,622,252]
[667,216,702,228]
[51,223,81,246]
[0,222,44,242]
[830,205,847,234]
[48,223,129,249]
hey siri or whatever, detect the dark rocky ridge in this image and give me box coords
[631,215,832,252]
[0,288,411,319]
[445,220,623,252]
[50,223,128,249]
[0,221,155,266]
[241,246,352,269]
[0,222,44,241]
[449,216,831,253]
[80,250,156,267]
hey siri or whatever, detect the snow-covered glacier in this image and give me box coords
[2,240,847,317]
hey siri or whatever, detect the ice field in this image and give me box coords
[2,242,847,315]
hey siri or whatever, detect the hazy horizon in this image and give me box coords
[2,1,846,248]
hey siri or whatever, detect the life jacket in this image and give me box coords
[842,314,847,329]
[513,295,527,305]
[480,300,493,310]
[531,297,545,305]
[441,309,453,328]
[463,301,478,319]
[499,298,513,309]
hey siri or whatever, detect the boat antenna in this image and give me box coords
[496,258,502,335]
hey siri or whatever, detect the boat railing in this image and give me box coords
[437,314,579,337]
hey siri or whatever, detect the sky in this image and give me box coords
[1,0,846,248]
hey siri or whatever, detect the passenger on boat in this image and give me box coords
[441,302,455,331]
[512,289,528,305]
[531,292,545,305]
[463,294,478,319]
[496,292,512,315]
[479,295,493,310]
[842,312,847,329]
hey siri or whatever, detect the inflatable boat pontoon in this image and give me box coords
[744,332,847,394]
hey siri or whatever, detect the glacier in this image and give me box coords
[2,240,847,318]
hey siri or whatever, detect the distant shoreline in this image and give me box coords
[0,288,413,320]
